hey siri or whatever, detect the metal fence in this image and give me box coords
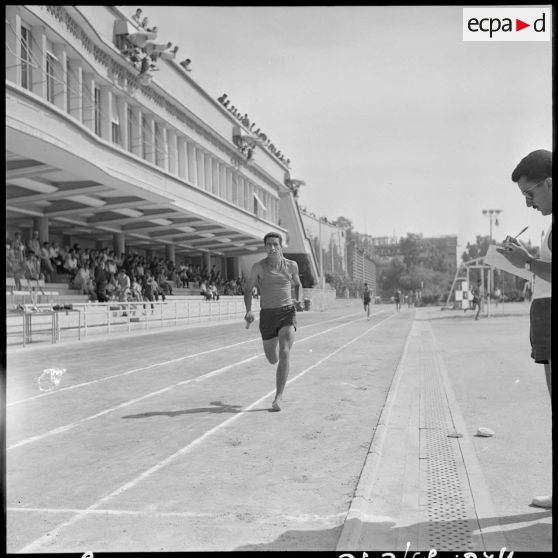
[6,296,260,348]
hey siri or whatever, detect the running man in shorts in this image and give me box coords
[363,282,371,320]
[244,232,304,412]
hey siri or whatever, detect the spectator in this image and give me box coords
[218,93,228,104]
[209,283,220,301]
[199,280,212,301]
[26,229,40,257]
[130,275,143,301]
[74,263,92,294]
[179,58,192,71]
[39,241,54,282]
[143,269,164,306]
[157,269,173,295]
[63,248,79,285]
[94,260,110,302]
[116,269,131,302]
[140,16,149,29]
[12,231,26,263]
[132,8,142,24]
[23,251,42,281]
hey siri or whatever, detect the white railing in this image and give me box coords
[5,296,260,348]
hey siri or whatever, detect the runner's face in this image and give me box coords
[265,237,282,259]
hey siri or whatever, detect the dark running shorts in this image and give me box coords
[530,298,551,364]
[259,305,297,340]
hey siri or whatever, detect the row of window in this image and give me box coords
[12,19,279,225]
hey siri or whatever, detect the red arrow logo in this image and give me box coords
[516,19,530,31]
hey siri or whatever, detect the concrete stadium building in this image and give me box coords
[5,5,319,285]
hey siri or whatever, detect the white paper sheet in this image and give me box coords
[484,244,533,280]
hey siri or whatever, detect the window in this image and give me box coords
[141,115,148,158]
[66,58,71,112]
[46,54,56,102]
[94,86,101,136]
[20,25,32,90]
[111,94,121,145]
[45,41,57,103]
[127,106,133,152]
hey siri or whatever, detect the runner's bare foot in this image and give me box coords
[271,398,281,412]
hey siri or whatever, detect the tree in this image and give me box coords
[399,233,423,269]
[461,235,491,263]
[332,216,353,234]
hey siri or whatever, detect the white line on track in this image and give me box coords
[8,310,389,451]
[17,312,395,553]
[8,309,369,407]
[8,507,347,524]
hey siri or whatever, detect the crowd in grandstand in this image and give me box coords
[6,230,247,303]
[119,8,192,84]
[217,93,290,167]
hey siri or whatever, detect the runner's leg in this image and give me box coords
[262,337,279,365]
[271,325,295,411]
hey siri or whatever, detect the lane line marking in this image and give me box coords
[8,311,390,450]
[7,507,347,523]
[8,310,369,407]
[17,313,396,553]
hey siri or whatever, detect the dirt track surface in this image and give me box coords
[7,304,411,552]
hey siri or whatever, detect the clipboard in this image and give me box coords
[484,245,532,280]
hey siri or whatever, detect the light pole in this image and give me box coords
[482,208,502,315]
[482,209,502,242]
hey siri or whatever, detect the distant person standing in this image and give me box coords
[496,148,552,509]
[472,280,483,320]
[362,282,372,320]
[244,232,304,412]
[394,289,401,312]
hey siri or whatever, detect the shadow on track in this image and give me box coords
[121,400,272,418]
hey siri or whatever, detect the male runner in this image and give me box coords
[244,232,304,411]
[363,282,371,320]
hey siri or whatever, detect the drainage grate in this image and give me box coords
[420,351,475,551]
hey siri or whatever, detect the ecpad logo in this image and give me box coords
[463,8,551,41]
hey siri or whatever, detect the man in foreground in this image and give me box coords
[244,232,304,411]
[497,148,552,509]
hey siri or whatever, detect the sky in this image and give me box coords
[137,5,552,253]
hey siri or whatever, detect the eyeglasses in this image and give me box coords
[521,177,549,199]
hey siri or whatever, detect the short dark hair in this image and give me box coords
[511,149,552,183]
[263,232,282,246]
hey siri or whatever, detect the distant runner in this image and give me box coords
[363,282,371,320]
[244,232,304,412]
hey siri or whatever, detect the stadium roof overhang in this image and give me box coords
[5,149,276,257]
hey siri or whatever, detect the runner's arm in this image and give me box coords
[244,263,259,315]
[290,261,303,308]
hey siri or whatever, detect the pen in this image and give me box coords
[514,226,528,240]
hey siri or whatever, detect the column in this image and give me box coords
[100,86,112,141]
[52,43,67,111]
[33,216,49,244]
[82,72,96,131]
[167,129,177,175]
[117,97,128,151]
[67,59,83,121]
[155,121,168,171]
[129,105,142,156]
[5,6,21,84]
[165,244,175,263]
[31,25,47,99]
[113,233,125,257]
[187,141,197,184]
[143,114,155,164]
[177,136,186,179]
[204,252,211,271]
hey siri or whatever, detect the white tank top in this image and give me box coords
[533,224,551,299]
